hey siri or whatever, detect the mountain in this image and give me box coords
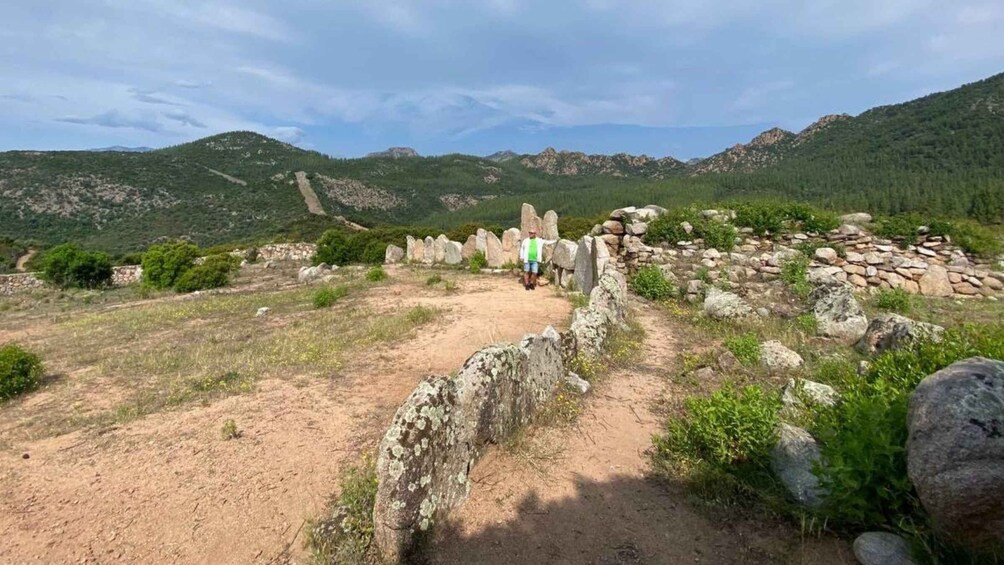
[485,150,518,162]
[519,147,687,179]
[365,147,419,158]
[90,146,155,153]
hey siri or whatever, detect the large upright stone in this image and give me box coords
[542,210,559,240]
[501,228,521,265]
[520,203,542,239]
[574,235,597,294]
[405,236,416,262]
[907,357,1004,550]
[385,244,405,264]
[552,239,578,270]
[485,232,504,267]
[444,241,463,265]
[475,229,488,253]
[919,264,953,297]
[412,237,426,264]
[462,235,477,260]
[434,235,449,263]
[423,236,435,264]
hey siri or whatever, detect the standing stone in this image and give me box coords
[520,203,542,239]
[485,232,504,267]
[542,210,559,240]
[412,237,426,264]
[551,239,578,271]
[907,357,1004,550]
[444,241,463,265]
[475,229,488,254]
[385,244,405,264]
[574,236,597,294]
[770,424,826,508]
[434,235,449,263]
[423,236,435,264]
[405,236,416,262]
[919,264,953,297]
[462,235,477,260]
[501,228,521,265]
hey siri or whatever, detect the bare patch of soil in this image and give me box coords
[294,171,326,216]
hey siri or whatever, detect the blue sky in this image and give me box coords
[1,1,1002,159]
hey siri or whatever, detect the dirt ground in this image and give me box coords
[0,265,571,564]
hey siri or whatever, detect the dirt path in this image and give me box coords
[203,167,248,187]
[433,301,853,565]
[0,272,570,564]
[15,248,37,272]
[294,171,326,216]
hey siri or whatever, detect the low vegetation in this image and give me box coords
[723,332,761,367]
[875,213,1002,257]
[365,266,387,282]
[38,243,113,289]
[173,254,241,293]
[220,418,240,440]
[305,457,379,564]
[1,344,44,401]
[780,255,812,298]
[629,265,675,300]
[142,240,200,289]
[874,287,913,313]
[313,285,349,308]
[468,250,488,272]
[644,207,738,251]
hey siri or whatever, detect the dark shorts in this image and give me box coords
[523,261,539,274]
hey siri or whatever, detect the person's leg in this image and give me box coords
[530,262,539,288]
[523,262,531,289]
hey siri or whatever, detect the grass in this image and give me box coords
[874,287,913,314]
[305,456,379,565]
[425,274,442,286]
[723,332,761,367]
[313,285,349,308]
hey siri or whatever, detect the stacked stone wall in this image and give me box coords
[1,265,145,296]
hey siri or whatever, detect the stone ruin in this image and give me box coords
[371,269,628,560]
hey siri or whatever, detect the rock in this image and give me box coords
[461,235,477,260]
[485,232,504,267]
[811,284,868,345]
[681,221,694,234]
[845,251,866,264]
[717,350,740,372]
[601,220,624,235]
[570,306,609,359]
[644,204,667,215]
[298,264,331,283]
[907,357,1004,550]
[609,206,636,220]
[781,379,839,414]
[625,221,648,236]
[756,307,770,318]
[444,242,463,265]
[405,236,416,261]
[703,287,754,320]
[693,367,715,380]
[864,252,884,265]
[520,203,542,238]
[814,247,839,265]
[808,266,848,286]
[542,210,559,240]
[686,279,704,295]
[385,244,405,264]
[475,229,488,254]
[255,307,270,318]
[573,235,609,294]
[423,236,435,264]
[853,532,917,565]
[412,237,426,263]
[771,424,826,508]
[552,239,578,271]
[839,224,863,236]
[856,314,945,355]
[434,235,449,263]
[839,212,873,226]
[501,228,521,265]
[760,341,804,371]
[565,371,591,394]
[263,260,276,270]
[919,264,953,297]
[589,271,629,327]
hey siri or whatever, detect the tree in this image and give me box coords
[142,240,200,289]
[38,243,113,289]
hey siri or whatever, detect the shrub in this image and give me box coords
[245,246,259,263]
[794,313,819,335]
[365,266,387,282]
[695,266,712,284]
[469,250,488,272]
[443,280,458,292]
[221,418,240,440]
[38,243,113,289]
[724,332,760,366]
[732,201,786,236]
[780,255,812,298]
[875,287,913,313]
[142,240,200,289]
[305,457,378,563]
[426,274,442,286]
[314,229,352,266]
[1,344,44,400]
[629,266,675,300]
[173,254,240,293]
[645,208,736,252]
[812,324,1004,532]
[653,383,781,501]
[405,305,437,325]
[701,220,738,252]
[875,214,1001,257]
[314,285,349,308]
[786,203,840,233]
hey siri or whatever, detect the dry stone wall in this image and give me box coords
[1,265,143,296]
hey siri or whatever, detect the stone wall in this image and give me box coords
[0,265,143,296]
[253,243,316,263]
[371,269,627,560]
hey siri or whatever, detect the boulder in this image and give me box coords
[570,306,609,359]
[856,314,945,355]
[385,244,405,264]
[853,532,917,565]
[703,287,753,320]
[485,231,505,267]
[814,247,839,265]
[760,341,804,371]
[412,237,426,263]
[298,264,331,283]
[919,264,953,297]
[444,242,463,265]
[501,228,521,265]
[552,239,578,271]
[423,236,435,264]
[625,221,647,236]
[462,235,477,260]
[565,371,591,394]
[255,307,270,318]
[520,203,542,239]
[839,212,873,226]
[781,378,839,415]
[810,284,868,345]
[601,220,625,235]
[588,271,628,326]
[907,357,1004,550]
[405,236,416,262]
[542,210,559,240]
[434,235,449,263]
[770,424,826,508]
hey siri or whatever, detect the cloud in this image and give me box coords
[130,88,179,106]
[56,109,164,132]
[163,108,207,128]
[272,126,305,143]
[731,80,796,111]
[174,79,212,89]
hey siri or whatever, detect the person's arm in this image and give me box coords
[518,239,527,262]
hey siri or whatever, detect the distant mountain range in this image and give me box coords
[2,71,1002,251]
[89,146,155,153]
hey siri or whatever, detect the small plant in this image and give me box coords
[794,313,819,335]
[443,280,458,292]
[313,285,349,308]
[405,305,437,325]
[425,274,442,286]
[305,456,378,564]
[365,266,387,282]
[245,246,259,263]
[875,287,913,313]
[695,266,712,284]
[38,243,113,289]
[0,344,44,401]
[781,255,812,298]
[724,332,760,366]
[567,292,589,309]
[468,250,488,272]
[221,418,240,440]
[629,265,675,300]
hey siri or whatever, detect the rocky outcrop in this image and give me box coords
[519,148,685,179]
[771,424,826,508]
[366,146,419,158]
[907,357,1004,550]
[385,244,405,264]
[810,284,868,344]
[856,314,944,355]
[853,532,917,565]
[703,288,753,320]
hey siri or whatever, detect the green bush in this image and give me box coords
[313,285,349,308]
[653,383,781,501]
[786,203,840,233]
[645,208,736,252]
[875,214,1001,257]
[701,220,738,251]
[629,265,675,300]
[305,457,379,563]
[780,255,812,298]
[38,243,113,289]
[365,266,387,282]
[794,313,819,335]
[812,324,1004,532]
[875,288,913,313]
[724,332,761,366]
[1,344,44,401]
[173,254,240,293]
[732,201,786,236]
[245,246,259,263]
[469,250,488,272]
[557,215,604,241]
[425,274,442,286]
[142,240,200,289]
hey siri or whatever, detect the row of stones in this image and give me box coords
[229,243,317,262]
[0,265,143,296]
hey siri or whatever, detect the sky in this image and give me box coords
[1,1,1003,160]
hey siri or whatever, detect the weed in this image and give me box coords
[567,292,589,309]
[365,266,387,282]
[406,305,437,325]
[794,313,818,335]
[875,287,912,314]
[695,266,712,284]
[425,274,442,286]
[468,250,488,272]
[781,256,812,298]
[305,456,378,565]
[629,265,675,300]
[313,285,349,308]
[724,332,760,366]
[443,280,458,292]
[221,418,240,440]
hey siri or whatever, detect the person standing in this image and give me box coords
[519,229,556,290]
